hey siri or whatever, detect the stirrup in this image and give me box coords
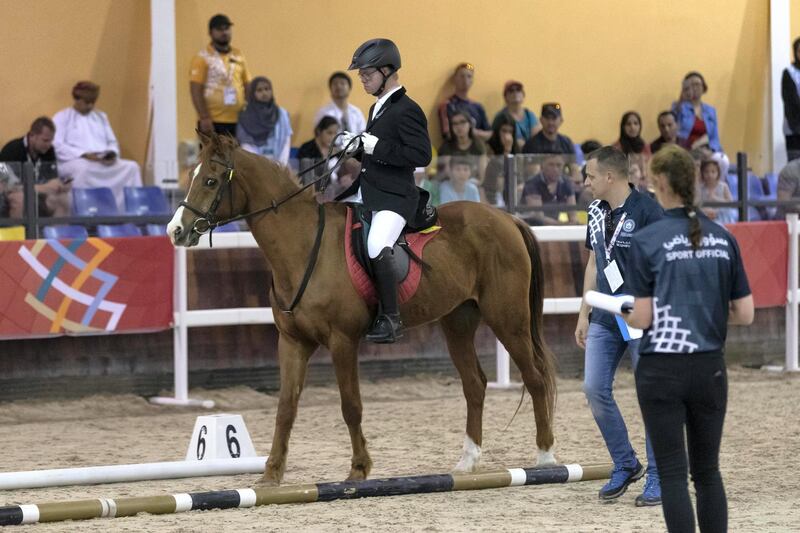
[366,314,404,344]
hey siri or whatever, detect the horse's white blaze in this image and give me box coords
[167,207,185,244]
[537,448,556,466]
[454,435,481,472]
[167,163,202,244]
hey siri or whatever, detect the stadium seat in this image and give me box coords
[0,226,26,241]
[124,186,170,215]
[43,225,89,240]
[97,223,142,238]
[145,223,167,236]
[72,187,118,216]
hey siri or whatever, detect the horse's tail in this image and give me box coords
[511,216,557,421]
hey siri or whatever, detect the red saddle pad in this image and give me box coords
[344,207,441,305]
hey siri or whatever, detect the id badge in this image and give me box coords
[603,260,624,292]
[223,86,237,106]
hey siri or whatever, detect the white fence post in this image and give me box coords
[786,214,799,372]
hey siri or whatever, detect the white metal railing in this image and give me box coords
[151,216,800,406]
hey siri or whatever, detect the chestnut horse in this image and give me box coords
[168,133,557,485]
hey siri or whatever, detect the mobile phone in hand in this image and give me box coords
[60,176,74,184]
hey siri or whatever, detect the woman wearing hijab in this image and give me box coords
[236,77,293,164]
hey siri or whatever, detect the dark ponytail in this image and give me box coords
[650,145,703,250]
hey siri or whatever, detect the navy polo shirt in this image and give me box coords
[585,187,663,329]
[626,208,751,354]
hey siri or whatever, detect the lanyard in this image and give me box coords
[603,212,627,264]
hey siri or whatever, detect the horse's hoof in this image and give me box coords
[254,474,281,487]
[453,435,481,473]
[346,463,370,481]
[536,448,557,467]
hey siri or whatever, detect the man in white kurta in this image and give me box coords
[53,81,142,209]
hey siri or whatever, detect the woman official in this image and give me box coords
[336,38,432,343]
[624,145,754,532]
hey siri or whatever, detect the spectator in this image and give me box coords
[674,71,722,152]
[438,63,491,142]
[439,157,480,204]
[0,117,71,218]
[492,81,541,149]
[781,37,800,161]
[438,110,487,183]
[522,103,576,155]
[297,116,340,184]
[314,72,367,135]
[483,113,518,207]
[614,111,651,173]
[53,82,142,208]
[414,166,440,207]
[776,157,800,218]
[190,14,251,137]
[521,153,577,224]
[650,111,681,154]
[581,140,602,157]
[237,77,293,164]
[630,161,653,198]
[615,112,648,154]
[698,159,735,224]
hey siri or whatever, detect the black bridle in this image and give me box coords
[176,134,359,313]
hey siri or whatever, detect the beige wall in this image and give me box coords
[0,0,150,166]
[0,0,785,175]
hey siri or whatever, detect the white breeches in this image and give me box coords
[368,210,406,258]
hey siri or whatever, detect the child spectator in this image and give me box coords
[699,159,735,224]
[439,157,481,204]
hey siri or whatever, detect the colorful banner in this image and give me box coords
[727,221,788,308]
[0,236,173,339]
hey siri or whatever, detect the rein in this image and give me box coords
[178,133,358,313]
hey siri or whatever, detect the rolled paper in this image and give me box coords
[584,291,634,315]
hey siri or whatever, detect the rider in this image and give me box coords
[337,38,432,344]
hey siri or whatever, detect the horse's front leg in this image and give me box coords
[330,333,372,481]
[259,333,317,486]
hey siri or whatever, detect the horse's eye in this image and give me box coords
[205,178,217,187]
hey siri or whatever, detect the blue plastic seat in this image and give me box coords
[124,186,170,215]
[145,223,168,236]
[97,223,142,238]
[72,187,118,216]
[43,225,89,240]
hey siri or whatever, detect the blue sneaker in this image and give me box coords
[599,461,645,500]
[635,474,662,507]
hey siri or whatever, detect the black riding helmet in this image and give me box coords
[348,38,401,96]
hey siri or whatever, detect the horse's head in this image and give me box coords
[168,132,248,246]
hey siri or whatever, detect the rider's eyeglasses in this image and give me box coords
[358,68,378,80]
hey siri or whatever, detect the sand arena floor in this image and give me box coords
[0,367,798,532]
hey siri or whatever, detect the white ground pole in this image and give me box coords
[770,0,790,173]
[786,214,799,371]
[0,457,268,491]
[148,0,179,189]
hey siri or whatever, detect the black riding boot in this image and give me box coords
[366,246,404,343]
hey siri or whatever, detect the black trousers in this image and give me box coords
[636,353,728,533]
[196,122,238,138]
